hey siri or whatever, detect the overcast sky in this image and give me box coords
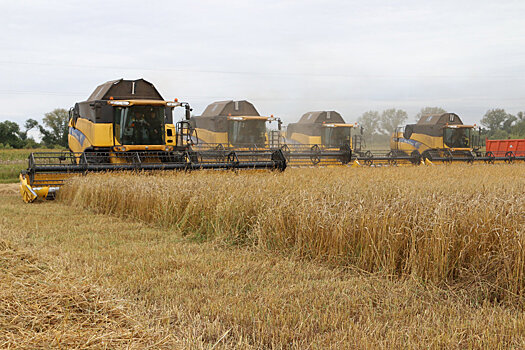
[1,0,524,129]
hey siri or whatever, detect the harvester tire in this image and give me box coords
[363,151,373,166]
[485,151,495,164]
[410,150,421,165]
[310,145,321,165]
[215,144,226,161]
[280,144,291,161]
[505,151,515,164]
[443,150,453,164]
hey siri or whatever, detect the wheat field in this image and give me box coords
[60,164,525,304]
[1,163,525,348]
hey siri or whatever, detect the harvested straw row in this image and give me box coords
[0,239,173,348]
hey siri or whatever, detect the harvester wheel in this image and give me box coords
[363,151,373,166]
[443,150,453,164]
[505,151,515,164]
[386,151,397,166]
[339,144,352,165]
[422,150,432,162]
[410,150,421,165]
[226,151,240,170]
[310,145,321,165]
[485,151,495,164]
[213,144,227,161]
[280,144,291,161]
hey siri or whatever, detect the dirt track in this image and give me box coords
[0,184,19,196]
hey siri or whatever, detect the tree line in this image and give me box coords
[0,109,68,149]
[1,106,525,149]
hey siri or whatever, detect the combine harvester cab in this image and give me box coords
[283,111,354,166]
[358,112,479,166]
[20,80,286,203]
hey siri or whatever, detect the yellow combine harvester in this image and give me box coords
[283,111,354,166]
[390,112,479,163]
[355,112,479,166]
[189,100,280,148]
[188,100,290,166]
[190,103,353,166]
[19,80,286,203]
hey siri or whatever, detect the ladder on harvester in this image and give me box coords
[268,130,282,148]
[352,135,366,156]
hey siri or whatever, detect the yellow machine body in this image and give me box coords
[193,127,229,145]
[287,123,355,149]
[22,79,190,202]
[390,113,477,160]
[68,99,182,159]
[192,115,277,148]
[283,111,355,166]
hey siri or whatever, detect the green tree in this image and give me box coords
[357,110,381,139]
[510,111,525,138]
[480,109,515,138]
[414,107,447,122]
[18,118,39,142]
[503,115,517,134]
[380,109,408,135]
[0,120,24,148]
[39,108,69,147]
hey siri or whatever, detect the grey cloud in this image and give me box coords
[0,0,524,127]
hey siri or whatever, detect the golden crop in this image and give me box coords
[60,164,525,302]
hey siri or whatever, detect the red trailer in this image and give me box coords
[485,138,525,157]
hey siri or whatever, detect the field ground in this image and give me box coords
[1,164,525,348]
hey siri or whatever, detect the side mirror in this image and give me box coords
[69,107,79,127]
[183,103,192,120]
[403,125,413,139]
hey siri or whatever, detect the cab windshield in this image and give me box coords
[228,120,266,147]
[321,127,351,147]
[114,106,165,145]
[443,127,471,148]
